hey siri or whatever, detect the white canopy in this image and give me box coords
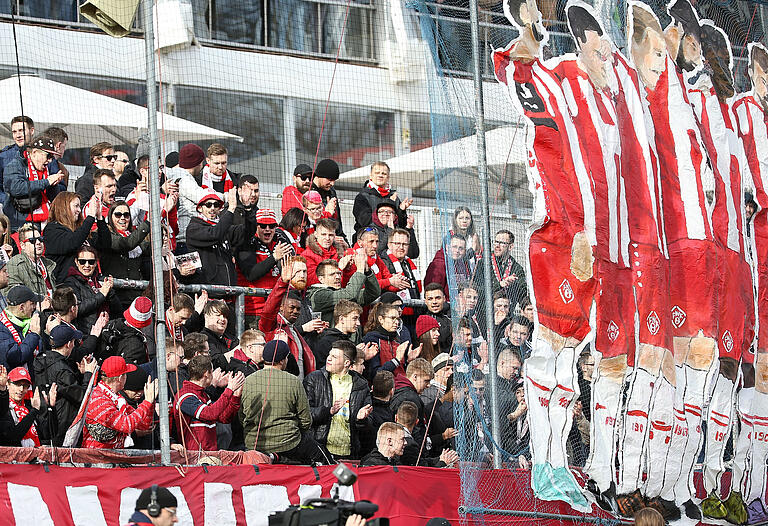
[0,75,242,149]
[339,125,528,193]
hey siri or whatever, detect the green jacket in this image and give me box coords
[239,367,312,453]
[305,270,381,324]
[5,254,57,297]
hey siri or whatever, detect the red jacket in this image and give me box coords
[236,238,280,316]
[83,382,154,449]
[281,185,304,215]
[259,277,317,376]
[342,244,396,291]
[301,243,339,286]
[175,381,241,451]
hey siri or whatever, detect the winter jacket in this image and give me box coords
[239,367,312,452]
[227,348,262,378]
[33,348,95,446]
[94,222,150,309]
[358,397,394,456]
[82,381,154,449]
[0,395,57,446]
[473,253,527,308]
[300,238,340,286]
[281,185,304,215]
[424,248,473,300]
[360,448,399,466]
[313,327,351,366]
[186,211,247,287]
[3,155,66,231]
[107,318,153,365]
[303,368,372,458]
[42,216,100,284]
[176,380,241,451]
[202,327,237,373]
[401,432,447,467]
[305,270,381,324]
[427,307,453,351]
[342,244,396,291]
[74,163,100,202]
[236,236,280,316]
[62,266,122,335]
[5,254,57,298]
[172,167,214,245]
[362,328,404,381]
[0,311,40,371]
[258,277,316,378]
[125,510,154,526]
[352,182,407,235]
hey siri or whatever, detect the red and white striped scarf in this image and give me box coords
[0,310,22,344]
[35,258,54,298]
[202,165,234,193]
[9,399,39,447]
[491,254,514,283]
[385,249,421,293]
[166,315,184,342]
[367,179,391,197]
[23,151,50,223]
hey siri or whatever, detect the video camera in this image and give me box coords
[268,464,389,526]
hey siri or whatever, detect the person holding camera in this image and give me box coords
[0,285,44,371]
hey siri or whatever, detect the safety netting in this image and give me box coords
[409,0,768,524]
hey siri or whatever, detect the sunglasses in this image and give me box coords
[202,201,222,209]
[77,258,96,265]
[99,154,117,161]
[297,174,313,181]
[23,237,42,244]
[257,223,276,229]
[113,211,131,219]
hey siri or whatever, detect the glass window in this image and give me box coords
[175,87,284,185]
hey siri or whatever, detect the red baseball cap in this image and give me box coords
[8,367,31,384]
[101,356,137,378]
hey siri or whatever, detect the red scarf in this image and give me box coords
[233,347,257,366]
[9,399,39,446]
[385,250,421,292]
[23,151,50,223]
[0,310,22,344]
[367,180,391,198]
[35,258,54,298]
[166,312,184,342]
[202,165,234,192]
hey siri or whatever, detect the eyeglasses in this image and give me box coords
[113,212,131,219]
[382,314,400,320]
[306,206,323,213]
[77,258,96,265]
[22,237,43,244]
[494,240,510,245]
[245,342,266,349]
[257,223,276,229]
[201,201,222,209]
[99,154,117,161]
[390,241,408,247]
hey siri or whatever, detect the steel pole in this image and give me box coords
[141,0,171,465]
[468,0,502,469]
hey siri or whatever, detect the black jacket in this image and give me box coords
[313,328,350,366]
[427,308,453,351]
[62,267,123,335]
[303,368,371,458]
[202,327,237,372]
[109,319,152,365]
[74,164,100,203]
[228,355,261,377]
[42,217,102,284]
[360,448,399,466]
[33,348,94,446]
[352,183,408,235]
[359,397,394,456]
[186,211,251,287]
[0,390,58,446]
[94,222,150,310]
[401,433,446,467]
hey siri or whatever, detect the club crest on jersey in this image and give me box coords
[607,320,620,342]
[722,330,734,353]
[647,311,660,335]
[671,305,687,328]
[559,279,574,304]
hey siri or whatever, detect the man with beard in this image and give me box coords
[733,41,768,521]
[236,209,292,328]
[492,0,595,508]
[682,17,754,522]
[281,164,314,215]
[201,143,240,194]
[425,234,473,300]
[628,3,719,518]
[259,256,317,379]
[343,228,405,291]
[233,174,260,228]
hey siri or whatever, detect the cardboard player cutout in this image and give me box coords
[733,41,768,521]
[493,0,596,510]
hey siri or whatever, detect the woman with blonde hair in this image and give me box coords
[42,191,102,282]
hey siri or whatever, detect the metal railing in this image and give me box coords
[113,277,426,338]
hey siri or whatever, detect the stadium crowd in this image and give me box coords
[0,116,547,467]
